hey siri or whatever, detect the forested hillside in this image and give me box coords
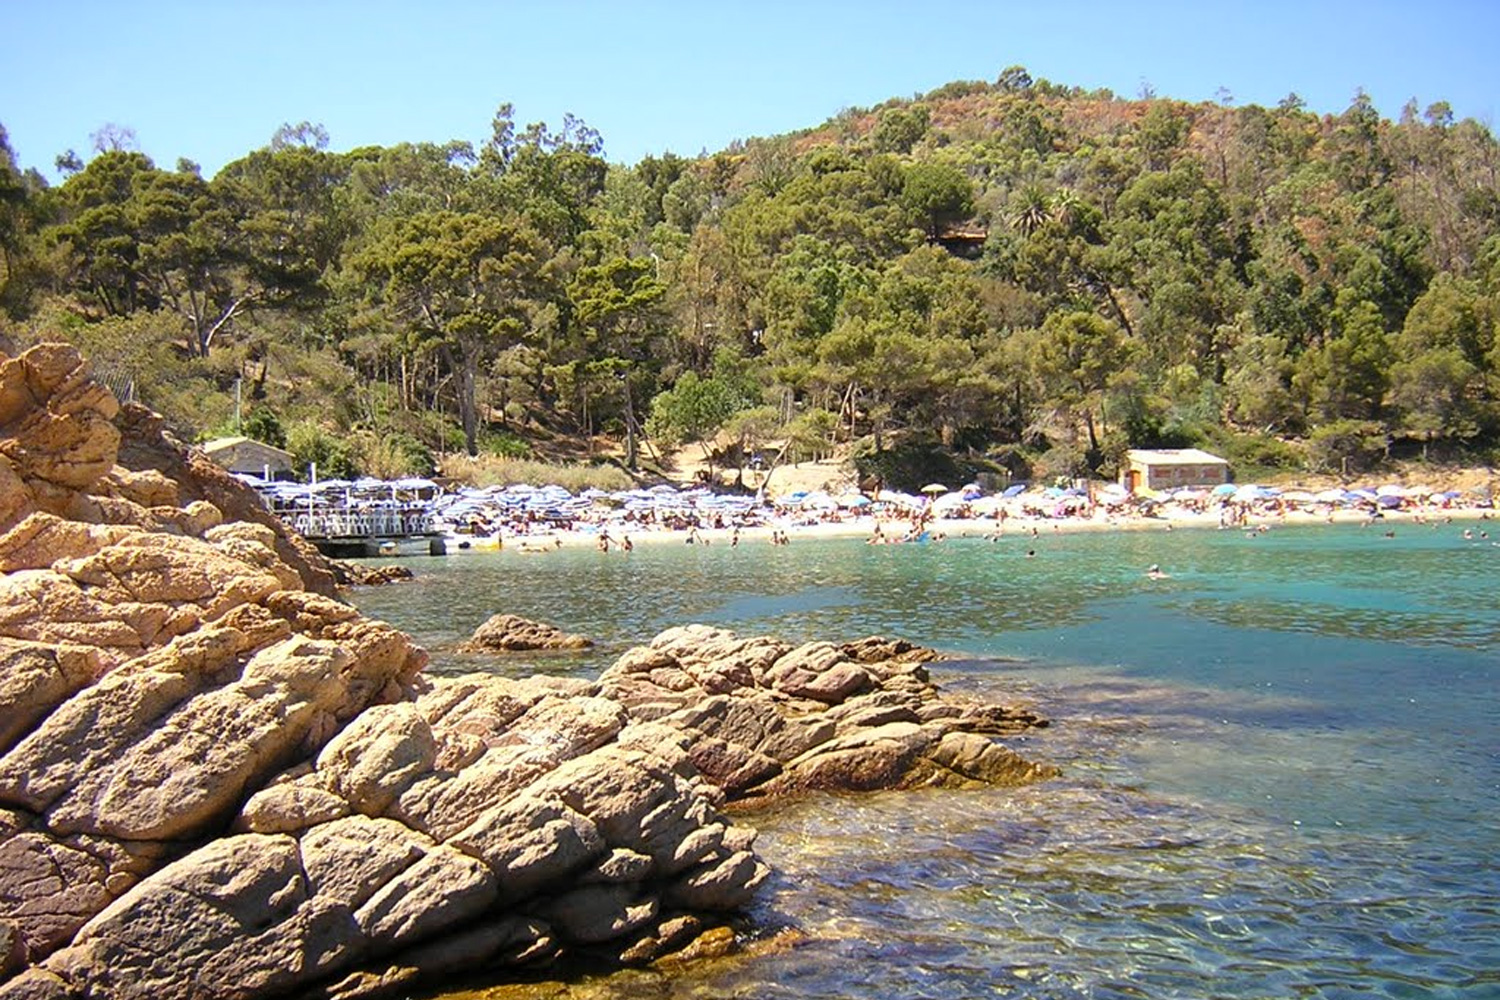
[3,68,1499,484]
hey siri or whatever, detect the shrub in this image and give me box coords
[480,429,532,459]
[1305,420,1387,475]
[1201,428,1303,477]
[242,408,286,449]
[286,422,360,480]
[852,434,967,493]
[352,431,436,479]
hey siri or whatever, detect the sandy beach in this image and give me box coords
[475,498,1498,555]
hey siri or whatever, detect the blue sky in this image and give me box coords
[4,0,1497,180]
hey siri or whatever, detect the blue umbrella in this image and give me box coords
[1001,484,1027,498]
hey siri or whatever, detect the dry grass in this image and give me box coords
[438,454,636,493]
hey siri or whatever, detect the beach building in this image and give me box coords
[1121,448,1230,492]
[201,436,295,479]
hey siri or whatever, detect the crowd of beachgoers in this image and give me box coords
[240,473,1498,553]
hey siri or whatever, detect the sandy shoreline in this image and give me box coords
[455,502,1497,555]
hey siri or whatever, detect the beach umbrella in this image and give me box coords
[1211,483,1238,496]
[931,492,970,514]
[1001,484,1027,498]
[921,483,948,494]
[877,489,923,510]
[1281,490,1318,503]
[1377,495,1404,508]
[837,493,872,508]
[1376,485,1409,498]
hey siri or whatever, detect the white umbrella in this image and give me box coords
[877,490,923,509]
[921,483,949,494]
[931,492,970,514]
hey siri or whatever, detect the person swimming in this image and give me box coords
[1145,564,1170,580]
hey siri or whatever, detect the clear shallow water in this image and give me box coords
[354,523,1500,999]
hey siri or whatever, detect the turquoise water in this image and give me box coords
[354,523,1500,999]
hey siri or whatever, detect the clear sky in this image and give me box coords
[3,0,1497,180]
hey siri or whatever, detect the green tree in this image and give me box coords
[1033,310,1136,458]
[1294,298,1394,422]
[900,162,974,242]
[871,105,931,154]
[645,369,749,470]
[567,253,668,466]
[353,210,546,455]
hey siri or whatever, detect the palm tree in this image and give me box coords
[1010,183,1051,237]
[1051,187,1082,230]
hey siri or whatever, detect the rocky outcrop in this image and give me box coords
[599,626,1055,804]
[110,402,339,597]
[0,344,1055,1000]
[329,561,414,587]
[460,614,594,652]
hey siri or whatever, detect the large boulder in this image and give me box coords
[460,613,593,652]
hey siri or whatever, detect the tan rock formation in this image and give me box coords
[0,343,1055,1000]
[460,613,594,652]
[0,345,771,999]
[598,625,1056,804]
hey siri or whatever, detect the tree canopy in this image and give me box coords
[5,75,1500,482]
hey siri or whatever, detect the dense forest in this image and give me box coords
[3,67,1499,486]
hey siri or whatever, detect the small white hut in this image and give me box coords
[201,436,295,478]
[1121,448,1230,492]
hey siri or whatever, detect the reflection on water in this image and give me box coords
[360,525,1500,999]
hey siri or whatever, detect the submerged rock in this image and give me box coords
[329,561,415,587]
[461,613,594,652]
[0,344,1054,1000]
